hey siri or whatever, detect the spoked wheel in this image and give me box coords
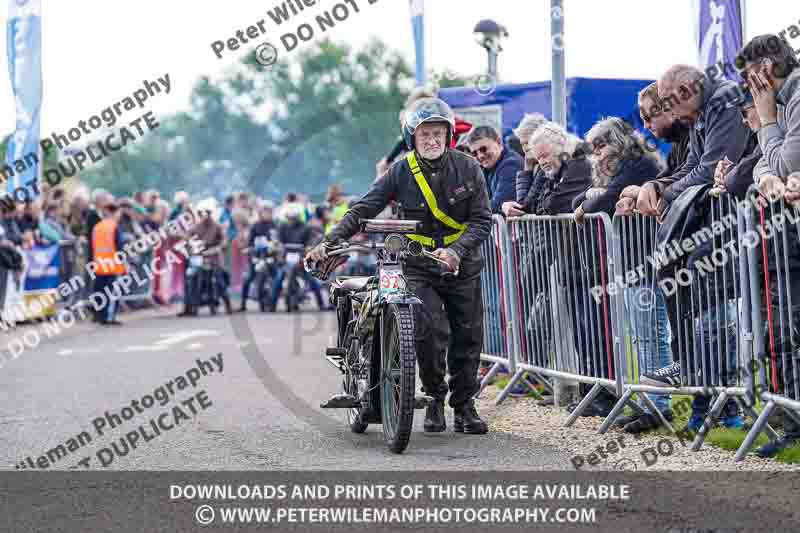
[344,371,369,434]
[287,274,301,312]
[380,304,416,454]
[258,275,270,313]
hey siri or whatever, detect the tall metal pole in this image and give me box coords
[740,0,747,42]
[551,0,566,127]
[488,49,498,81]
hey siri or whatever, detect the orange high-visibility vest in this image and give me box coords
[92,219,127,276]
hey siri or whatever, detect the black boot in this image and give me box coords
[454,400,488,434]
[424,400,446,432]
[223,296,234,314]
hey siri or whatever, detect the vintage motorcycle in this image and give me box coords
[282,242,308,313]
[307,219,457,454]
[185,246,224,316]
[241,235,280,313]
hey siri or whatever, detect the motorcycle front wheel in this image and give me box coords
[286,272,300,312]
[380,304,416,454]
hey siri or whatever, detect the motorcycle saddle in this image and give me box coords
[334,277,372,293]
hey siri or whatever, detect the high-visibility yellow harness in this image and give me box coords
[404,152,466,248]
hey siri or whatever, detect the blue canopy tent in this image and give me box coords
[439,77,668,154]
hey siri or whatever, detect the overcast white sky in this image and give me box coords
[1,0,798,135]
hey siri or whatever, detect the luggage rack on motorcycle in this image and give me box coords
[358,218,421,234]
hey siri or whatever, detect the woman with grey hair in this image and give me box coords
[573,117,664,222]
[570,116,668,428]
[510,113,548,207]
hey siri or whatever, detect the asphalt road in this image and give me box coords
[0,306,572,471]
[3,308,800,532]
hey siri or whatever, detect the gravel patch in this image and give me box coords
[475,385,800,472]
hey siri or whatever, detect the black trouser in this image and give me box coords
[240,264,269,307]
[759,283,800,438]
[93,275,121,323]
[658,266,740,417]
[568,277,618,407]
[408,274,483,409]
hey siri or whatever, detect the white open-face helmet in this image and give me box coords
[194,197,219,219]
[284,204,304,221]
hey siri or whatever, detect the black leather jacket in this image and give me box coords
[327,149,492,279]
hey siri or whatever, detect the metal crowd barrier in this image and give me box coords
[497,212,626,426]
[605,196,765,450]
[608,213,671,430]
[119,250,154,303]
[735,188,800,460]
[477,215,519,398]
[478,191,796,455]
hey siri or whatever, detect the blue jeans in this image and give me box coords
[690,299,740,418]
[271,266,324,309]
[626,284,672,413]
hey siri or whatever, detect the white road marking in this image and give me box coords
[120,330,219,353]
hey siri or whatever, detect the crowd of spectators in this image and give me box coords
[457,33,800,456]
[0,179,337,315]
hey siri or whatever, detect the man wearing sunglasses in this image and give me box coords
[465,126,523,214]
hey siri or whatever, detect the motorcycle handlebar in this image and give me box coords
[305,241,458,278]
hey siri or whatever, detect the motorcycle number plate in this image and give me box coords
[190,256,203,268]
[379,267,403,296]
[286,252,301,266]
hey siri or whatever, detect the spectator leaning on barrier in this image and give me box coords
[712,85,763,200]
[713,85,800,456]
[634,64,750,216]
[574,117,664,221]
[616,82,691,214]
[576,117,674,432]
[735,36,800,455]
[465,125,523,215]
[737,34,800,198]
[503,122,592,405]
[629,65,750,432]
[520,122,591,216]
[503,113,548,217]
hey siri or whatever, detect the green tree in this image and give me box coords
[79,38,413,203]
[250,38,413,200]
